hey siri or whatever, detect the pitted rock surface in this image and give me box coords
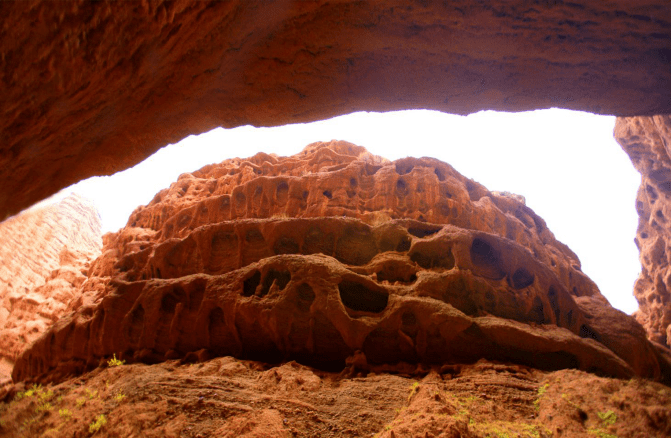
[0,194,101,384]
[616,115,671,349]
[2,1,671,219]
[13,142,670,384]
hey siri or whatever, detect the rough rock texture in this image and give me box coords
[13,142,671,385]
[3,358,671,438]
[2,0,671,220]
[616,115,671,349]
[0,194,102,385]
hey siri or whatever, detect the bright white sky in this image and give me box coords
[49,109,641,314]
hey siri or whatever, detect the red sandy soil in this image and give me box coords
[1,357,670,438]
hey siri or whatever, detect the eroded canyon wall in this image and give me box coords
[13,142,671,385]
[1,0,671,219]
[0,194,101,384]
[616,116,671,349]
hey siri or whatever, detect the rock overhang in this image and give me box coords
[1,0,671,219]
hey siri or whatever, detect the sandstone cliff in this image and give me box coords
[13,142,670,386]
[0,194,102,384]
[1,1,670,220]
[616,115,671,350]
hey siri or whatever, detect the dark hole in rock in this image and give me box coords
[297,283,316,302]
[259,269,291,297]
[255,186,263,196]
[365,164,382,175]
[276,181,289,200]
[396,178,408,195]
[302,190,309,199]
[188,281,206,311]
[161,293,179,314]
[376,262,417,284]
[410,250,454,270]
[243,270,261,297]
[323,190,333,199]
[579,324,600,341]
[350,178,358,188]
[407,226,442,238]
[470,238,505,279]
[395,161,415,175]
[567,309,573,327]
[511,268,534,289]
[155,267,162,279]
[548,286,561,323]
[338,280,388,313]
[273,236,300,254]
[434,168,446,181]
[396,236,411,252]
[245,228,265,243]
[444,190,452,199]
[646,184,658,201]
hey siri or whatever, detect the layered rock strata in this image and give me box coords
[0,194,102,383]
[13,142,670,385]
[2,1,671,219]
[616,115,671,349]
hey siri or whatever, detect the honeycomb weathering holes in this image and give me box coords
[338,280,389,313]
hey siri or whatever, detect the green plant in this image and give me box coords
[533,383,549,411]
[114,391,126,403]
[408,381,420,402]
[35,401,53,413]
[597,411,617,426]
[76,397,86,407]
[59,408,73,419]
[107,354,125,367]
[85,388,98,399]
[89,414,107,434]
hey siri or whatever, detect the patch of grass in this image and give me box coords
[597,410,617,426]
[107,354,125,367]
[59,408,73,419]
[76,397,86,407]
[89,414,107,434]
[113,391,126,403]
[534,383,549,411]
[85,388,98,399]
[408,381,420,402]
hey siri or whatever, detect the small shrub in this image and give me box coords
[114,392,126,403]
[598,410,617,426]
[107,354,125,367]
[89,414,107,434]
[408,381,420,402]
[85,388,98,399]
[76,397,86,407]
[59,408,72,419]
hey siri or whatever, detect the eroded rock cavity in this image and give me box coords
[13,142,671,384]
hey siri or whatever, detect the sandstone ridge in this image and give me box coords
[13,142,671,384]
[0,194,102,384]
[616,116,671,349]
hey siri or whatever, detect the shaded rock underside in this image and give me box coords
[1,0,671,219]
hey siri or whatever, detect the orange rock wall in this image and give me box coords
[13,142,670,385]
[0,195,101,384]
[616,116,671,348]
[1,0,671,219]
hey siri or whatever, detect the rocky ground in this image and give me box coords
[2,357,671,437]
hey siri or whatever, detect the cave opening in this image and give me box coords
[25,109,640,314]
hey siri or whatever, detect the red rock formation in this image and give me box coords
[1,1,671,219]
[0,194,101,384]
[616,115,671,349]
[13,142,670,385]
